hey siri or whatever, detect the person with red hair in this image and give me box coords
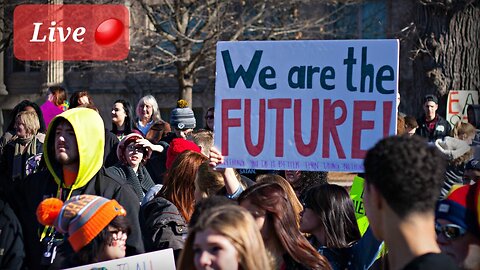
[140,150,207,259]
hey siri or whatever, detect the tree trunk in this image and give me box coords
[178,70,194,108]
[411,1,480,117]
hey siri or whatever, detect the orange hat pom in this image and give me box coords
[36,198,64,226]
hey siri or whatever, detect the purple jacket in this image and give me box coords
[40,101,63,129]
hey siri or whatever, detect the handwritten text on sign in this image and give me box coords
[64,249,176,270]
[214,40,399,172]
[447,90,478,127]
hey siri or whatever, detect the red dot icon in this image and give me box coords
[94,18,124,46]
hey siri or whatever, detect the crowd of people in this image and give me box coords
[0,87,479,270]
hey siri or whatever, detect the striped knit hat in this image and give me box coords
[36,195,127,252]
[170,99,196,130]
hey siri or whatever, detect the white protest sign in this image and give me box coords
[65,249,176,270]
[447,90,478,127]
[214,40,398,172]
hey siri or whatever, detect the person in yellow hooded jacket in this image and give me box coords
[9,108,144,270]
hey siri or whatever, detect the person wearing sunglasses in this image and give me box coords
[204,107,214,132]
[108,133,157,203]
[436,182,480,270]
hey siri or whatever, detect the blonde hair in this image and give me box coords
[15,111,40,136]
[190,129,214,156]
[178,205,272,270]
[256,174,303,227]
[453,121,476,141]
[195,161,244,199]
[136,95,162,122]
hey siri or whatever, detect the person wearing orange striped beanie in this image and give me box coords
[36,195,131,268]
[436,182,480,270]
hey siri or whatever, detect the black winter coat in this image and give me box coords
[416,115,452,142]
[140,196,188,259]
[0,198,25,270]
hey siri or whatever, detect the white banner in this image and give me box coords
[214,40,399,172]
[446,90,478,127]
[65,249,176,270]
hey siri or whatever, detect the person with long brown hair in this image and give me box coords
[178,204,272,270]
[238,182,332,270]
[300,184,382,270]
[140,150,207,257]
[256,174,303,227]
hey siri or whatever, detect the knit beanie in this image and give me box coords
[170,100,196,130]
[166,138,201,169]
[116,133,151,164]
[36,195,127,252]
[436,182,480,238]
[434,136,471,160]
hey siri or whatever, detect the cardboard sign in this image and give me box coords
[350,175,369,235]
[215,40,399,172]
[447,90,478,127]
[65,249,176,270]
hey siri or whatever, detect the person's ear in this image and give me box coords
[366,183,383,211]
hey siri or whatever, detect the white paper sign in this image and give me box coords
[65,249,176,270]
[446,90,478,127]
[214,40,399,172]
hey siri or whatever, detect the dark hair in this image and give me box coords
[7,100,46,133]
[48,86,67,106]
[303,184,361,248]
[423,94,438,104]
[404,115,418,129]
[364,135,447,217]
[296,171,328,199]
[69,91,93,109]
[112,99,135,134]
[238,182,331,270]
[282,170,328,199]
[74,215,131,265]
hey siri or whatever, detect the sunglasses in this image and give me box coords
[205,115,214,120]
[126,145,145,153]
[435,222,466,240]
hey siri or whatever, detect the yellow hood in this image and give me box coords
[44,108,105,190]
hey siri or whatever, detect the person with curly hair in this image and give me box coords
[363,135,457,270]
[284,170,328,199]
